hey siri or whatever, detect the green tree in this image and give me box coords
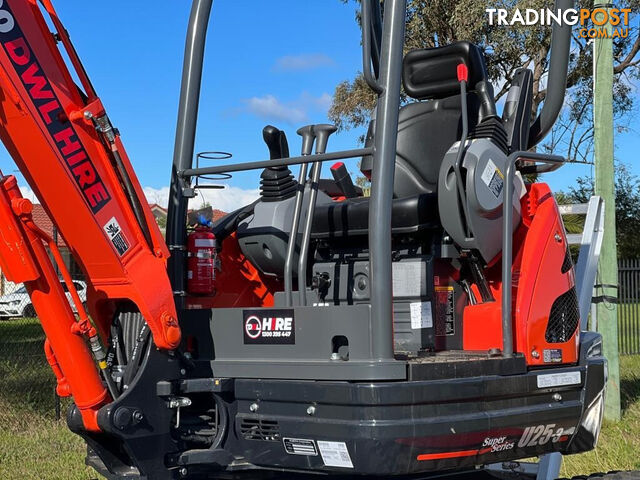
[561,163,640,258]
[330,0,640,164]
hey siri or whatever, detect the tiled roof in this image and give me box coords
[31,204,66,247]
[30,204,227,246]
[149,203,168,214]
[212,209,226,222]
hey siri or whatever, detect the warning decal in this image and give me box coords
[435,286,455,336]
[103,217,130,256]
[481,158,504,199]
[317,441,354,468]
[410,302,433,329]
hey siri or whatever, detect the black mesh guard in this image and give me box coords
[561,245,573,274]
[545,287,580,343]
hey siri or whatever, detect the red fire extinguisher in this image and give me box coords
[187,225,218,295]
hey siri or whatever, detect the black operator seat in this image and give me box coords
[312,41,495,239]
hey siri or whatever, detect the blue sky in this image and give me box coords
[3,1,638,211]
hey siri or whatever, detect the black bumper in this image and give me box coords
[226,333,606,476]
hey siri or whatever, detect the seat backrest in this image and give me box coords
[360,41,497,198]
[393,93,480,197]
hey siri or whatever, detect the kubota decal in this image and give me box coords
[481,435,515,453]
[518,424,576,448]
[0,1,111,214]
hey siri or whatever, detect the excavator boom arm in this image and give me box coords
[0,0,180,429]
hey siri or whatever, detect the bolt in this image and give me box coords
[132,410,144,422]
[180,368,186,376]
[179,467,188,477]
[83,111,93,120]
[249,402,259,413]
[552,393,562,402]
[531,350,540,359]
[488,348,502,357]
[554,232,562,242]
[306,405,316,416]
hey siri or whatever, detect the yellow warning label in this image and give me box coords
[435,286,454,292]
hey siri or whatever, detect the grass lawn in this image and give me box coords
[560,354,640,477]
[0,318,94,480]
[1,319,639,479]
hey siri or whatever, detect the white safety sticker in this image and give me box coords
[392,261,424,297]
[410,302,433,329]
[283,438,318,456]
[317,441,354,468]
[536,371,581,388]
[103,217,130,256]
[481,158,504,198]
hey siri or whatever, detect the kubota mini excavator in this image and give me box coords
[0,0,609,479]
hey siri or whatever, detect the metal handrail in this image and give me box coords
[560,197,605,329]
[179,148,372,178]
[502,151,565,356]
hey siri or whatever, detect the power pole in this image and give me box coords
[593,1,621,421]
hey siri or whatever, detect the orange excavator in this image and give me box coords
[0,1,611,479]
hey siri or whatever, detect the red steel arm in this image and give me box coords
[0,0,182,430]
[0,0,180,350]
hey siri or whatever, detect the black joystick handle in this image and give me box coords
[262,125,290,160]
[296,125,316,155]
[313,124,337,154]
[330,162,358,198]
[259,126,295,201]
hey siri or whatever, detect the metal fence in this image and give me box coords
[618,258,640,355]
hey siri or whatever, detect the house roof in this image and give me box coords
[149,203,168,215]
[30,203,228,246]
[31,204,66,247]
[212,209,226,222]
[150,203,226,223]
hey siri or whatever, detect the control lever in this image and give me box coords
[260,126,296,202]
[262,125,290,160]
[297,125,316,156]
[313,124,338,155]
[330,162,358,198]
[298,124,336,306]
[454,64,472,239]
[284,125,317,306]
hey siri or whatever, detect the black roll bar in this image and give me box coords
[527,0,573,148]
[167,0,213,297]
[172,0,406,365]
[362,0,384,93]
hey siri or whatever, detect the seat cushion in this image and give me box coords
[311,193,440,239]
